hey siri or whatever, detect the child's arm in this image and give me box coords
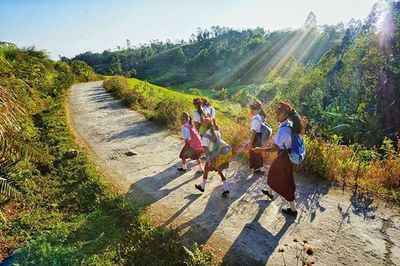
[202,146,211,160]
[253,144,279,153]
[248,130,256,150]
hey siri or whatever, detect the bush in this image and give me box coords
[188,88,202,95]
[103,76,400,201]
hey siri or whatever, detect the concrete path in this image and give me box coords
[67,81,400,266]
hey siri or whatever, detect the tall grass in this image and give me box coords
[1,45,214,264]
[104,76,400,201]
[103,76,249,152]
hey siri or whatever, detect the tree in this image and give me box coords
[305,11,317,28]
[110,56,123,75]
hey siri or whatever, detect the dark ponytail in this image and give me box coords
[259,107,267,119]
[288,109,303,134]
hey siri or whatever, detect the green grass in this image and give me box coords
[105,77,250,153]
[103,76,400,202]
[2,88,213,265]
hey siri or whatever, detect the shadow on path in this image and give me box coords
[127,162,201,205]
[175,169,259,248]
[222,200,294,266]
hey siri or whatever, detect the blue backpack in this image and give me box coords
[283,125,306,165]
[254,116,272,147]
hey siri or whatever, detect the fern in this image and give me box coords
[0,177,20,201]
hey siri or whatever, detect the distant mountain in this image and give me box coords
[70,14,349,90]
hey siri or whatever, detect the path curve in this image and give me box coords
[67,81,400,266]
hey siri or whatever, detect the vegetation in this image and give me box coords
[71,14,339,89]
[72,2,400,151]
[103,75,400,200]
[103,76,249,153]
[0,43,212,264]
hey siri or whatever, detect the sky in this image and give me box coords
[0,0,377,59]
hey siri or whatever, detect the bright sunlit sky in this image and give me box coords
[1,0,376,59]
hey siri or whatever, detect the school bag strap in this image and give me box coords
[282,124,306,165]
[253,115,272,147]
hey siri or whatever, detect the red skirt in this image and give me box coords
[267,150,296,201]
[179,143,202,160]
[250,133,264,169]
[204,160,219,172]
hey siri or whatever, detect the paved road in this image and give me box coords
[67,81,400,266]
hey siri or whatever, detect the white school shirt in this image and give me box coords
[192,111,202,124]
[181,123,191,141]
[192,108,212,124]
[274,119,292,149]
[203,104,216,119]
[201,129,221,152]
[251,114,263,133]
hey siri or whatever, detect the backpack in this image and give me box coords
[198,109,210,135]
[204,132,232,170]
[254,116,272,147]
[185,124,202,151]
[283,125,306,165]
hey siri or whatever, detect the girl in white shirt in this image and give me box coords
[194,118,230,196]
[248,100,267,174]
[178,112,203,173]
[254,102,304,217]
[192,98,209,137]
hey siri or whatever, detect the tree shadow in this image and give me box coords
[104,121,162,142]
[335,189,377,242]
[222,200,295,266]
[294,175,331,222]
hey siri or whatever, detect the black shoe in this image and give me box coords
[282,208,298,217]
[261,189,274,200]
[177,167,187,172]
[195,184,205,192]
[254,169,265,174]
[222,190,230,196]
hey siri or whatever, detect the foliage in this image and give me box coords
[103,76,249,152]
[72,24,341,89]
[72,3,400,150]
[0,45,213,264]
[104,75,400,201]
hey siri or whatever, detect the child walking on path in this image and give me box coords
[248,100,267,174]
[201,98,217,128]
[254,102,304,217]
[195,118,230,196]
[178,112,204,173]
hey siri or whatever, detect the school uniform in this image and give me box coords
[201,129,222,172]
[202,104,216,119]
[267,119,296,201]
[249,114,265,169]
[179,122,202,160]
[192,108,211,136]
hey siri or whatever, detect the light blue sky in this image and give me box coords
[0,0,376,59]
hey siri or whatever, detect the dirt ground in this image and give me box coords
[67,81,400,266]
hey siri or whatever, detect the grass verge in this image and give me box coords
[103,76,400,202]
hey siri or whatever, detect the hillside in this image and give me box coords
[0,43,211,264]
[71,12,346,89]
[72,3,400,149]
